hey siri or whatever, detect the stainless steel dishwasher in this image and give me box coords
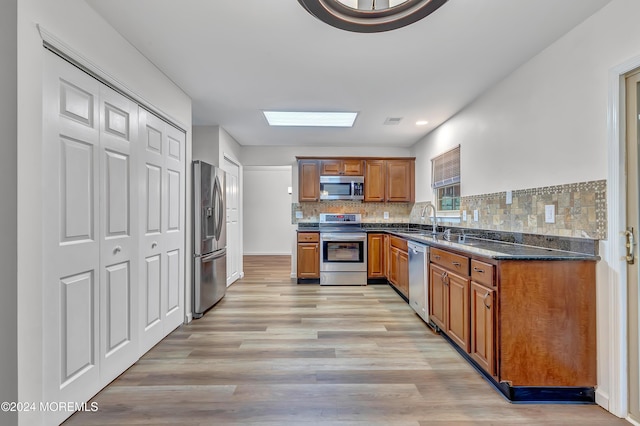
[408,241,429,324]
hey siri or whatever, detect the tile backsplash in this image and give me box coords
[457,180,607,240]
[292,201,412,223]
[292,179,607,240]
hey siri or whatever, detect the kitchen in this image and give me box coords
[4,0,640,425]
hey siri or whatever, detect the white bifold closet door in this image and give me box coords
[42,52,184,425]
[138,109,185,354]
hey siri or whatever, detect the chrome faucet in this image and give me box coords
[420,202,437,235]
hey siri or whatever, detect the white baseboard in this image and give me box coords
[595,388,609,411]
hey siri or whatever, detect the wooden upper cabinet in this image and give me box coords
[297,157,414,203]
[364,159,414,202]
[298,160,319,202]
[364,160,386,202]
[386,159,415,202]
[320,159,364,176]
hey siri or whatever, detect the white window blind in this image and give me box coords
[431,145,460,189]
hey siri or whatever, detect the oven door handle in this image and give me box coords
[321,233,367,241]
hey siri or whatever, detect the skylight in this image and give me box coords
[263,111,358,127]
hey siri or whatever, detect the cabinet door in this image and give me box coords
[342,159,364,175]
[384,234,390,278]
[386,159,414,202]
[471,282,496,376]
[297,243,319,278]
[367,233,385,278]
[429,264,447,330]
[299,160,319,201]
[364,160,386,202]
[397,249,409,298]
[320,159,342,175]
[389,246,399,285]
[447,272,470,352]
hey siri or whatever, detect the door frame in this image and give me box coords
[606,53,640,419]
[223,152,244,283]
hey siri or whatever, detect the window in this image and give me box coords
[431,145,460,212]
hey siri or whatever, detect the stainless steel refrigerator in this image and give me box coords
[193,160,227,319]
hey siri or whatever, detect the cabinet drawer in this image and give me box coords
[389,235,408,251]
[430,247,469,276]
[297,232,319,242]
[471,259,495,287]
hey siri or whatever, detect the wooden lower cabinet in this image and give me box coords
[388,236,409,298]
[429,263,469,352]
[367,233,385,278]
[429,246,597,396]
[446,271,470,352]
[429,264,446,330]
[470,281,495,376]
[297,232,319,279]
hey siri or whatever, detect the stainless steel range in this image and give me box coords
[319,213,367,285]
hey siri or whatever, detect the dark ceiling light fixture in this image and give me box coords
[298,0,448,33]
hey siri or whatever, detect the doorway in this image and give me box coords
[223,155,241,286]
[627,69,640,424]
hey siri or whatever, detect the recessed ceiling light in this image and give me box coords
[416,120,429,126]
[263,111,357,127]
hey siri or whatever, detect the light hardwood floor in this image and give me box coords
[64,255,626,425]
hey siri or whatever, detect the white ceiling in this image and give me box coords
[86,0,611,148]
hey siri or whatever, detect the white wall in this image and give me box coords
[1,1,18,425]
[17,1,192,424]
[243,166,295,255]
[242,145,411,166]
[411,0,640,199]
[409,0,640,416]
[192,125,220,166]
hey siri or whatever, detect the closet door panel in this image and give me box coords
[139,110,185,353]
[43,53,102,426]
[99,87,139,384]
[162,125,185,332]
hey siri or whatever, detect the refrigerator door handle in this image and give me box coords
[213,175,224,241]
[201,248,227,262]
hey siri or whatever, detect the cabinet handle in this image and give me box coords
[452,261,461,267]
[151,241,158,249]
[473,267,484,273]
[433,255,441,260]
[441,271,449,286]
[113,245,122,254]
[483,291,491,309]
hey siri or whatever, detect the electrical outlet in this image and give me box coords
[462,210,467,221]
[383,211,389,220]
[506,190,512,205]
[295,211,303,219]
[473,210,479,222]
[545,205,555,223]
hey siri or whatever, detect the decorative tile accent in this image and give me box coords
[458,180,607,240]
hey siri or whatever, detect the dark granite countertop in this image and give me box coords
[389,231,599,261]
[296,223,599,261]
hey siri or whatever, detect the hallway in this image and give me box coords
[64,255,625,425]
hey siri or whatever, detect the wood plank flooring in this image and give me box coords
[64,255,626,425]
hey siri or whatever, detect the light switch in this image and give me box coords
[506,190,512,205]
[295,211,303,219]
[545,205,555,223]
[473,210,479,222]
[383,211,389,220]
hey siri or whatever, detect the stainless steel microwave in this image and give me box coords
[319,175,364,200]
